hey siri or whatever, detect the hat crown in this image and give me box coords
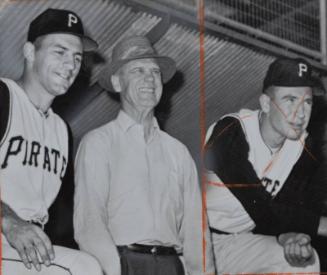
[263,58,314,91]
[27,8,98,51]
[28,8,84,42]
[112,36,156,64]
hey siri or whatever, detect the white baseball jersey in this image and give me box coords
[0,78,68,227]
[206,108,305,233]
[228,109,306,196]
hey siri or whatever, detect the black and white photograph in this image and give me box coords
[0,0,327,274]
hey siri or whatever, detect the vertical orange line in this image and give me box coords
[0,11,8,275]
[0,1,8,270]
[198,0,207,273]
[0,0,11,12]
[0,4,7,275]
[0,6,5,275]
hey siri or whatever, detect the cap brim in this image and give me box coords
[43,31,98,51]
[312,77,326,96]
[98,55,176,92]
[79,35,98,52]
[263,79,316,93]
[264,83,324,97]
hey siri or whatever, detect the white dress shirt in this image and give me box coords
[74,110,214,275]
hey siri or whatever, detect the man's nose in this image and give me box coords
[295,103,305,119]
[63,54,76,71]
[144,71,155,82]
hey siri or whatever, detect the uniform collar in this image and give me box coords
[13,79,53,119]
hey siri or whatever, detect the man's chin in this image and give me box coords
[51,88,68,97]
[55,78,72,91]
[286,132,303,141]
[54,83,70,95]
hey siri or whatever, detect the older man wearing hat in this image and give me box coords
[74,35,215,275]
[204,57,327,274]
[0,7,103,275]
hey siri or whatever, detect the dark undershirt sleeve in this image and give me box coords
[205,116,320,236]
[304,159,327,215]
[45,122,77,248]
[0,80,10,143]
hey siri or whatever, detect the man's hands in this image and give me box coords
[2,202,55,271]
[278,232,315,267]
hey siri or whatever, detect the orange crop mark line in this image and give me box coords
[262,148,282,175]
[198,0,207,272]
[258,91,316,176]
[206,114,252,148]
[262,159,274,175]
[292,92,306,121]
[291,90,317,161]
[291,89,312,123]
[222,273,323,275]
[270,97,317,162]
[206,94,317,192]
[207,180,261,188]
[205,111,280,177]
[8,0,43,2]
[0,1,10,17]
[0,189,2,275]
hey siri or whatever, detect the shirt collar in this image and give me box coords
[117,110,160,132]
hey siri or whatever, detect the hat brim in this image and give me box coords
[264,80,315,90]
[80,36,98,52]
[38,31,98,51]
[98,55,176,92]
[68,32,98,52]
[263,79,324,96]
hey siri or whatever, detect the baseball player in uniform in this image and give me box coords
[0,8,103,275]
[205,57,327,274]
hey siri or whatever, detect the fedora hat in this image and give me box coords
[99,35,176,92]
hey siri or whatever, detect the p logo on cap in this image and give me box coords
[27,8,98,51]
[68,13,78,27]
[298,63,308,77]
[263,57,314,91]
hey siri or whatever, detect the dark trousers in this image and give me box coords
[313,236,327,271]
[118,247,185,275]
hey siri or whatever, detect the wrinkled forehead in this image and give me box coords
[125,58,159,68]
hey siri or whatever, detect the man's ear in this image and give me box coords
[111,74,122,93]
[23,42,35,64]
[259,93,271,114]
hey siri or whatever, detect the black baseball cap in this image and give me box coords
[263,57,315,92]
[27,8,98,51]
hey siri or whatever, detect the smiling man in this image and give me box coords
[0,8,103,275]
[74,35,215,275]
[205,57,326,274]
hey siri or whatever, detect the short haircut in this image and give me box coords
[33,36,46,50]
[263,86,278,98]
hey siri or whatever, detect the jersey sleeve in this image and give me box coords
[0,80,10,143]
[205,116,321,236]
